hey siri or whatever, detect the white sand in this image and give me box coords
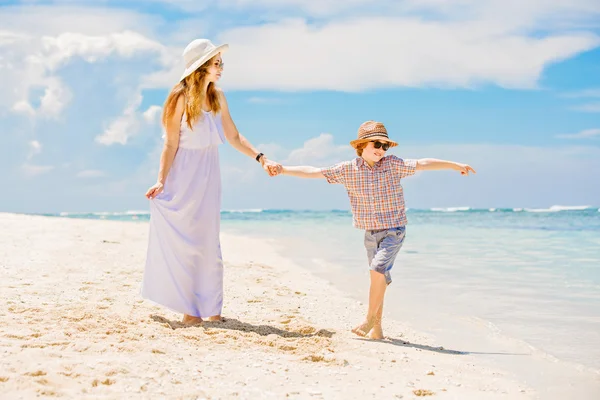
[0,212,581,399]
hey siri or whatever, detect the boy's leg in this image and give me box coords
[366,270,387,338]
[352,269,387,336]
[353,227,406,339]
[368,293,385,339]
[352,230,379,336]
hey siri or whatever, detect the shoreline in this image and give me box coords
[1,213,599,398]
[251,224,600,399]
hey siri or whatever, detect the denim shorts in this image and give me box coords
[364,226,406,285]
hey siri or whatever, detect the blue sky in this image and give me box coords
[1,0,599,213]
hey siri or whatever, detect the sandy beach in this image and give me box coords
[0,212,593,399]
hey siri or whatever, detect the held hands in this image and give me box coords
[260,156,283,177]
[455,163,476,176]
[268,164,283,176]
[145,182,164,199]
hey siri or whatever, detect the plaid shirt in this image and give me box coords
[321,155,417,230]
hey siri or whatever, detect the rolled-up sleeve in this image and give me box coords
[321,161,349,185]
[390,156,417,178]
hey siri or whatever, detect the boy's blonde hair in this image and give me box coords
[355,142,368,156]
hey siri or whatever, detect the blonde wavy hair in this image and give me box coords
[161,55,222,130]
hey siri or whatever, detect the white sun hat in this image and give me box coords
[180,39,229,81]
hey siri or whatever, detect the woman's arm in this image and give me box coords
[145,94,184,199]
[218,89,279,176]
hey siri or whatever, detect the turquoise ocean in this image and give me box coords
[40,206,600,374]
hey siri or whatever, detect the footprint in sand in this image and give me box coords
[280,315,297,325]
[298,326,317,335]
[25,370,46,377]
[37,390,58,396]
[58,372,81,378]
[5,334,27,340]
[0,377,9,382]
[92,379,115,387]
[413,389,435,397]
[105,368,129,377]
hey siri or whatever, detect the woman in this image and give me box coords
[142,39,280,325]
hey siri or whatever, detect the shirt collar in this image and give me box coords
[357,156,384,170]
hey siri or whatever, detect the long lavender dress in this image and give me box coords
[141,110,225,318]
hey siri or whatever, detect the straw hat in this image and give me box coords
[350,121,398,148]
[180,39,229,81]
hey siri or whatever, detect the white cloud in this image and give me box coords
[39,30,167,71]
[39,77,72,118]
[12,101,36,116]
[76,170,107,178]
[562,88,600,98]
[95,94,143,145]
[119,0,600,25]
[22,164,54,177]
[217,18,599,92]
[556,128,600,139]
[143,105,162,125]
[96,96,163,146]
[570,103,600,113]
[0,5,159,36]
[0,8,170,119]
[284,133,354,165]
[27,140,42,160]
[3,1,598,99]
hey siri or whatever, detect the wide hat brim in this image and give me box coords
[350,135,398,149]
[180,43,229,81]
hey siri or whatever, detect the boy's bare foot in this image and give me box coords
[351,319,374,337]
[182,314,203,325]
[367,325,384,340]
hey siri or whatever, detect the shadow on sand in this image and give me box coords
[150,314,335,339]
[354,336,529,356]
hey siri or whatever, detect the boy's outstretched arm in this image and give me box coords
[276,165,326,179]
[416,159,476,175]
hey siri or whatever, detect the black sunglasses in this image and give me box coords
[371,141,390,151]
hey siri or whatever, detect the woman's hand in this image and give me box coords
[145,182,164,199]
[261,157,282,177]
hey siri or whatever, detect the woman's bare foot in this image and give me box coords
[182,314,202,325]
[367,325,384,340]
[351,319,374,337]
[206,315,222,322]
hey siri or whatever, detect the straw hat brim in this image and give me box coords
[350,135,398,149]
[180,44,229,81]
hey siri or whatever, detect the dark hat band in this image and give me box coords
[357,131,390,140]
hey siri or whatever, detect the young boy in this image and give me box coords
[275,120,476,339]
